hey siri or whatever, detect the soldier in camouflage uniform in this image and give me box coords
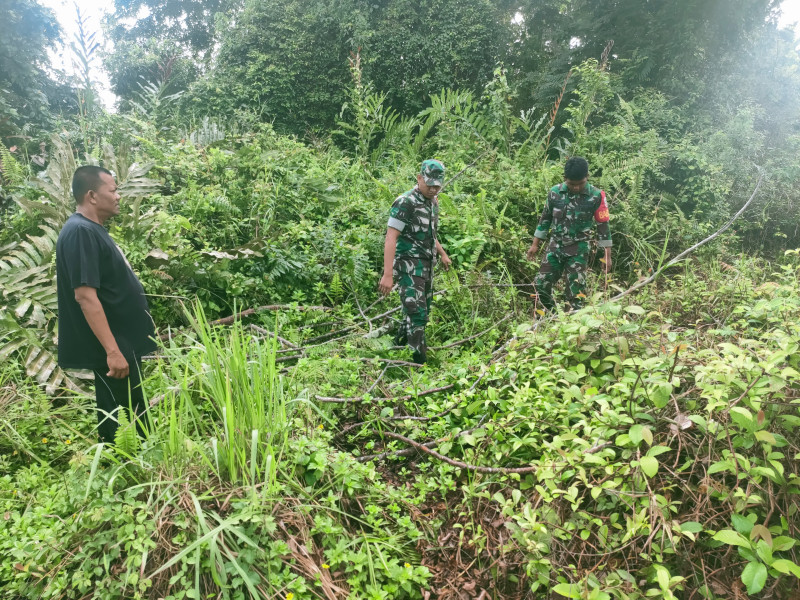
[526,157,612,311]
[378,159,452,364]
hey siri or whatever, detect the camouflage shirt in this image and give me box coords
[534,183,612,249]
[387,187,439,260]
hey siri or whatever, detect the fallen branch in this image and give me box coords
[276,353,304,363]
[365,364,390,395]
[337,372,488,437]
[364,430,539,474]
[248,324,299,349]
[358,429,613,465]
[430,314,512,350]
[441,149,491,190]
[159,303,330,341]
[355,421,486,462]
[611,168,764,302]
[302,291,446,345]
[316,383,455,404]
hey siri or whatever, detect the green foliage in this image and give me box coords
[0,142,26,189]
[3,8,800,594]
[0,0,65,138]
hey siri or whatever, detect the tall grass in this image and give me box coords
[148,301,288,490]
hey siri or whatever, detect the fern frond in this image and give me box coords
[0,142,26,187]
[113,408,139,453]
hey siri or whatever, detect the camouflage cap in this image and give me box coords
[420,159,445,187]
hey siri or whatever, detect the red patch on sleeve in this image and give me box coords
[594,191,610,223]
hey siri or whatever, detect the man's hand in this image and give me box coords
[106,349,129,379]
[378,273,394,296]
[526,239,541,261]
[439,251,452,271]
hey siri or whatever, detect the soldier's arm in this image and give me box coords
[379,227,401,295]
[380,194,410,295]
[527,195,553,259]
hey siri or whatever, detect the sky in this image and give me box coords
[39,0,800,110]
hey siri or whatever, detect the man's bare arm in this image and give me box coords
[74,286,129,378]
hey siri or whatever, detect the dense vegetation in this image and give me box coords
[1,0,799,598]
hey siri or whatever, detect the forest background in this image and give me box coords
[1,0,800,599]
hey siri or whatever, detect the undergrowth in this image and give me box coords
[1,253,799,599]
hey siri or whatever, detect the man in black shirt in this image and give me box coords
[56,166,156,443]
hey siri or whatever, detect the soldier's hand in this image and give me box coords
[439,253,452,271]
[106,349,129,379]
[526,243,539,261]
[378,274,394,296]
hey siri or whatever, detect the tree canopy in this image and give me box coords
[0,0,67,137]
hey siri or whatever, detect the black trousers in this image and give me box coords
[92,358,146,444]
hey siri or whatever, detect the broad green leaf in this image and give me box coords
[772,536,796,552]
[755,430,776,445]
[770,559,800,577]
[629,424,643,445]
[552,583,582,599]
[708,459,733,474]
[713,530,751,547]
[640,455,658,478]
[655,565,670,591]
[624,305,645,315]
[741,562,767,594]
[731,514,754,536]
[651,382,672,408]
[730,407,755,431]
[647,445,671,457]
[756,540,773,565]
[641,426,653,446]
[679,521,703,533]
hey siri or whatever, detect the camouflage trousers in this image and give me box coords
[533,243,589,311]
[394,257,433,362]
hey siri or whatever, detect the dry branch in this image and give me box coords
[158,303,330,341]
[430,314,512,350]
[611,169,764,302]
[365,430,539,474]
[247,324,299,349]
[316,383,455,404]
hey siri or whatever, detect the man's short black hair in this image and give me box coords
[72,165,113,204]
[564,156,589,180]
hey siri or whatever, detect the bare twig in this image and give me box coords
[366,364,390,395]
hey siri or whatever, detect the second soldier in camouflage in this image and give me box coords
[526,157,612,311]
[378,160,452,364]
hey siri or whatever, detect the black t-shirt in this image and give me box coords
[56,213,156,369]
